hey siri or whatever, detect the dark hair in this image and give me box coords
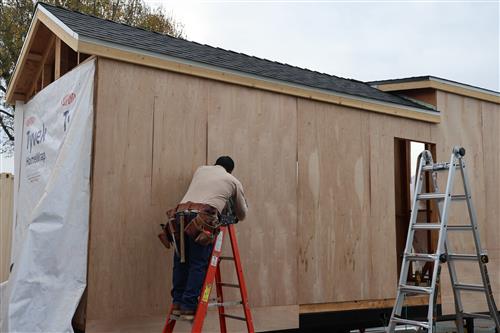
[215,156,234,173]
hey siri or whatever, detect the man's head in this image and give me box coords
[215,156,235,174]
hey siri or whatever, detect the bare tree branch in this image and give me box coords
[0,115,14,141]
[0,109,14,118]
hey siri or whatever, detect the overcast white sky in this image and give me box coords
[1,0,499,173]
[147,0,500,90]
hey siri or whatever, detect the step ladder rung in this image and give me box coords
[405,253,437,262]
[422,163,460,171]
[219,256,235,260]
[220,313,247,321]
[208,300,242,308]
[218,282,240,288]
[454,283,485,292]
[447,225,473,231]
[418,193,446,200]
[461,312,491,320]
[412,223,441,230]
[392,317,430,329]
[400,285,433,295]
[447,254,478,261]
[417,193,468,201]
[169,314,192,322]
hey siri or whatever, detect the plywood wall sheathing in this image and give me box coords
[431,91,500,314]
[206,81,298,308]
[88,58,298,331]
[297,99,434,305]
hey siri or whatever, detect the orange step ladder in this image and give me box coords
[163,224,255,333]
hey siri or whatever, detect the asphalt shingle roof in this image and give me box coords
[40,3,435,111]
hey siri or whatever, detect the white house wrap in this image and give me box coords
[7,60,94,332]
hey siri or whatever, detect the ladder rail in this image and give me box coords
[459,158,500,328]
[430,150,465,333]
[388,151,433,332]
[215,265,228,333]
[190,229,225,332]
[228,225,255,333]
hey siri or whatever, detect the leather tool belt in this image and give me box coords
[159,202,220,261]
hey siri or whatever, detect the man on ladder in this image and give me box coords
[159,156,248,321]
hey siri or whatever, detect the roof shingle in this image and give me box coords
[40,3,435,111]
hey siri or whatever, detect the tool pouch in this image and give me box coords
[158,230,171,249]
[184,208,219,245]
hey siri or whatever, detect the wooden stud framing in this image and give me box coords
[27,35,56,99]
[54,37,61,80]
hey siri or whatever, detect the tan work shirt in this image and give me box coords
[181,165,248,220]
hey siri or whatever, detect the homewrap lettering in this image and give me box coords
[26,123,48,153]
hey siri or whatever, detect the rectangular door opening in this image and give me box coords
[394,139,438,286]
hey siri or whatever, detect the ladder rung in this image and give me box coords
[461,312,491,320]
[412,223,441,230]
[447,225,473,231]
[218,283,240,288]
[392,317,430,328]
[405,253,437,262]
[219,256,235,260]
[417,193,467,201]
[208,300,242,308]
[220,314,247,321]
[169,314,192,322]
[418,193,446,200]
[422,163,461,171]
[447,254,478,261]
[400,285,433,295]
[455,283,485,292]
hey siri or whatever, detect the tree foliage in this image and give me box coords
[0,0,184,154]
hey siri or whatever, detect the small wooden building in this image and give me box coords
[6,3,499,332]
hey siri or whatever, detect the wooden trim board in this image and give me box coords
[373,80,500,104]
[300,296,432,314]
[77,39,439,123]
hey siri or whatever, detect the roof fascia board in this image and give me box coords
[5,11,41,103]
[429,77,500,97]
[6,6,79,104]
[37,6,79,50]
[79,37,440,123]
[373,79,500,104]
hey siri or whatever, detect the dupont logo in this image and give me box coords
[25,116,36,127]
[61,92,76,106]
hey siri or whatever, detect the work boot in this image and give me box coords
[172,304,181,316]
[180,309,196,321]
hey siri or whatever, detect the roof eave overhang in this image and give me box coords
[7,6,440,123]
[78,36,440,123]
[372,78,500,104]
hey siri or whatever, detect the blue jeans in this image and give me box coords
[172,233,213,310]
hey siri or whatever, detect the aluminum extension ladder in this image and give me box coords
[163,223,255,333]
[387,146,500,332]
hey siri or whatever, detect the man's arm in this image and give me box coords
[234,180,248,221]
